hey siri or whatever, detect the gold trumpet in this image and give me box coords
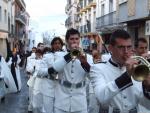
[70,48,86,60]
[131,56,150,81]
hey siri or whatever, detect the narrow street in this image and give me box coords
[0,68,28,113]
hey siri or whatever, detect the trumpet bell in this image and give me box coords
[133,64,149,81]
[71,49,80,59]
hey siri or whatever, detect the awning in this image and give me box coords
[96,24,127,34]
[0,32,8,39]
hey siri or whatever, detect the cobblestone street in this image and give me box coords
[0,68,28,113]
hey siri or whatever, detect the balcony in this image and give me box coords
[65,16,72,27]
[15,12,26,25]
[16,29,25,39]
[96,11,117,29]
[15,0,26,9]
[88,0,96,7]
[79,26,84,34]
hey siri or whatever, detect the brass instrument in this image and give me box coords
[70,48,86,60]
[92,50,101,64]
[71,49,81,59]
[131,56,150,81]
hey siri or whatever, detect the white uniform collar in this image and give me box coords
[109,58,125,69]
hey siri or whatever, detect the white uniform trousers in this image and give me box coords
[54,107,88,113]
[28,86,33,111]
[33,91,54,113]
[88,93,99,113]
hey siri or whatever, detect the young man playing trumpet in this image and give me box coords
[134,38,150,112]
[90,29,150,113]
[37,28,93,113]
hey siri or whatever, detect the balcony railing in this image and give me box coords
[65,16,72,27]
[96,11,117,28]
[15,12,26,25]
[79,26,84,33]
[16,30,25,39]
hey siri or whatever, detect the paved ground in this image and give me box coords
[0,68,29,113]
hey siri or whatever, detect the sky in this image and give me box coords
[25,0,67,37]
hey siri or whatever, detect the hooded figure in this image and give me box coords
[0,55,16,96]
[7,49,22,92]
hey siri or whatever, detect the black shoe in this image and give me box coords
[28,111,33,113]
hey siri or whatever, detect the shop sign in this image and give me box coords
[145,20,150,35]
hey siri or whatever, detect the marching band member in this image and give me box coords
[134,38,150,112]
[134,38,150,59]
[87,49,101,113]
[90,29,150,113]
[32,49,45,113]
[37,28,93,113]
[26,49,37,113]
[38,37,64,113]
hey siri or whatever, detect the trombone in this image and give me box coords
[131,56,150,81]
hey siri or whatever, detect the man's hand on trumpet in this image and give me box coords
[125,57,139,76]
[70,43,87,62]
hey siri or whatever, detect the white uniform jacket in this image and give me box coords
[33,58,54,97]
[90,59,150,113]
[26,56,36,88]
[35,51,65,97]
[37,52,93,112]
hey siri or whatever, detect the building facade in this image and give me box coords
[14,0,27,54]
[0,0,13,58]
[118,0,150,48]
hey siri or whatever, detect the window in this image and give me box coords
[4,9,7,23]
[101,4,105,16]
[0,6,1,21]
[109,0,113,12]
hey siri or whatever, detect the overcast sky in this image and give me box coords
[25,0,67,36]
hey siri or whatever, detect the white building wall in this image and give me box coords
[0,0,10,58]
[96,0,117,18]
[0,0,8,31]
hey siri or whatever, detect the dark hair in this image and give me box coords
[35,49,43,55]
[134,38,147,48]
[43,47,51,53]
[51,37,64,46]
[65,28,80,41]
[37,43,44,47]
[32,47,37,50]
[109,29,131,46]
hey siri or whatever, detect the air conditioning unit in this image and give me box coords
[145,20,150,35]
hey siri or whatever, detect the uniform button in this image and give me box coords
[123,96,127,99]
[71,70,74,73]
[124,105,127,108]
[72,65,74,68]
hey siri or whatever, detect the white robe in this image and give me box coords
[7,55,22,92]
[0,56,16,93]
